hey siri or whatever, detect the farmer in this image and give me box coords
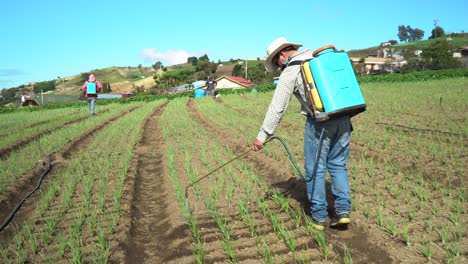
[251,37,353,230]
[82,74,102,116]
[205,77,217,96]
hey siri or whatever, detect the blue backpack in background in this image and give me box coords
[86,82,97,94]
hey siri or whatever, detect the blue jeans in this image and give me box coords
[304,115,351,222]
[87,97,96,115]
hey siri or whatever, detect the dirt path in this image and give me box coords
[124,103,192,263]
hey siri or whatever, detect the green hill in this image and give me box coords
[394,33,468,49]
[55,66,156,95]
[347,33,468,57]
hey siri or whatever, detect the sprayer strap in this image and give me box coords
[294,93,316,117]
[289,60,303,66]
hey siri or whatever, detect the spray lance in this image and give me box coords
[184,133,325,212]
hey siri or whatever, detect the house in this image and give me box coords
[349,57,393,74]
[213,75,255,89]
[21,98,39,107]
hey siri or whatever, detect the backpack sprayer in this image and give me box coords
[86,81,97,95]
[300,45,366,121]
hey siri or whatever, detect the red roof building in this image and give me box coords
[215,75,255,89]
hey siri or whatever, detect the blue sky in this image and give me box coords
[1,0,467,89]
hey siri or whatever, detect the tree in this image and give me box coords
[152,68,195,94]
[187,56,198,66]
[248,63,268,84]
[195,71,208,80]
[33,80,56,93]
[409,28,424,42]
[421,39,461,69]
[195,60,217,75]
[400,45,418,60]
[132,84,145,95]
[400,45,421,72]
[398,25,424,42]
[152,61,163,70]
[398,25,409,42]
[1,86,21,102]
[198,54,209,62]
[231,64,244,76]
[429,26,445,39]
[102,81,112,93]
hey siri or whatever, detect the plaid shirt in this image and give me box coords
[256,49,314,142]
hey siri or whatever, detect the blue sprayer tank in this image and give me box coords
[194,88,206,99]
[308,45,366,119]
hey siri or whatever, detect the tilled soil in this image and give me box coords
[124,103,193,263]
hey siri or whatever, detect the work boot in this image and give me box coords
[310,218,325,231]
[330,213,351,227]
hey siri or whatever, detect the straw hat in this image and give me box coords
[265,37,302,72]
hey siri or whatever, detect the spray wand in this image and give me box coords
[184,135,308,212]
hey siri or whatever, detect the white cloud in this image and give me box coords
[141,48,196,66]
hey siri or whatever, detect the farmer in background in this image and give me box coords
[205,76,217,96]
[82,74,102,116]
[251,37,353,230]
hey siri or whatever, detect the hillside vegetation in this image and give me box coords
[55,66,156,96]
[347,33,468,58]
[54,61,248,96]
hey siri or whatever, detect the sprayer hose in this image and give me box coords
[266,136,307,182]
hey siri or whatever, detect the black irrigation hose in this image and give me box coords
[376,96,466,138]
[0,155,52,232]
[375,122,465,137]
[439,96,466,136]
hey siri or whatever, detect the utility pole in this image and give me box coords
[41,89,44,105]
[434,19,439,38]
[245,59,248,80]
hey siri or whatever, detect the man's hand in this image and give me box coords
[252,139,264,151]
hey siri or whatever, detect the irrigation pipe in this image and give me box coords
[375,122,465,137]
[439,96,466,136]
[0,155,52,233]
[376,97,466,138]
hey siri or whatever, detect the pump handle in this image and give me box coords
[312,45,336,57]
